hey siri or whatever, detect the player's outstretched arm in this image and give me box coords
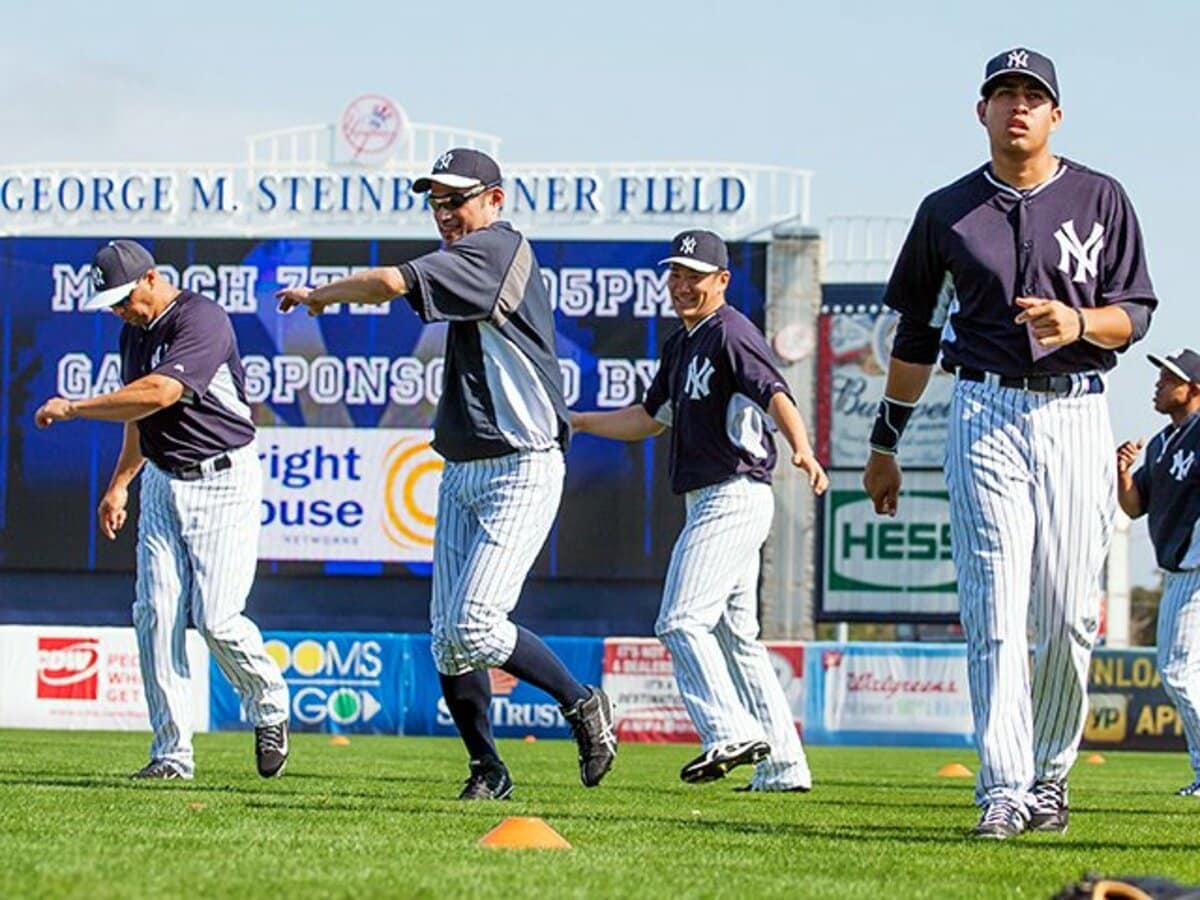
[572,406,666,442]
[276,266,407,316]
[34,374,184,427]
[767,392,827,494]
[1115,439,1146,518]
[863,358,934,517]
[99,422,145,540]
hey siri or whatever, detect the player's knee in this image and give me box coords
[440,619,505,667]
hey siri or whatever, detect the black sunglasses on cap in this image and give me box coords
[427,182,498,211]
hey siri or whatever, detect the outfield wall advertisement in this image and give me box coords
[1082,648,1186,753]
[0,625,209,731]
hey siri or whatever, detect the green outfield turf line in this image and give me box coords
[1,730,1198,899]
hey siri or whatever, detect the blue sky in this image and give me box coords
[2,0,1196,584]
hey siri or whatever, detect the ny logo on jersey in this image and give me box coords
[1171,448,1196,481]
[434,151,453,171]
[684,356,714,400]
[1007,50,1029,68]
[680,235,697,255]
[1054,220,1105,284]
[150,343,170,370]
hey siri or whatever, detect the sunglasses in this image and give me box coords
[427,182,497,211]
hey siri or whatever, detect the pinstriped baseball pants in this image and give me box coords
[430,448,563,676]
[656,476,812,791]
[945,378,1114,805]
[1157,569,1200,778]
[135,442,288,775]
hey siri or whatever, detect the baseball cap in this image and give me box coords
[659,229,729,274]
[1148,349,1200,385]
[81,240,156,311]
[981,47,1059,105]
[413,147,502,193]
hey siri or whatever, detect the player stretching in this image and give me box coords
[574,230,826,791]
[277,148,616,800]
[1117,350,1200,797]
[863,48,1157,838]
[35,240,290,780]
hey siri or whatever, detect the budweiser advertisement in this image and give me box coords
[0,626,209,731]
[601,638,805,744]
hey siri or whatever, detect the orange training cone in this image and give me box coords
[937,763,974,778]
[478,817,572,849]
[330,735,351,746]
[1085,753,1106,764]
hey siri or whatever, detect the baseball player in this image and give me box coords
[34,240,290,780]
[1117,350,1200,796]
[276,148,617,800]
[863,48,1157,838]
[572,229,826,790]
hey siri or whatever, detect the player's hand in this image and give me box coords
[1014,297,1084,347]
[1116,439,1145,474]
[276,286,329,317]
[863,450,902,517]
[793,452,829,495]
[34,397,75,428]
[98,487,128,540]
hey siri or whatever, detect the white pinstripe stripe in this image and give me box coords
[137,441,288,770]
[656,477,809,783]
[1157,569,1200,777]
[430,449,564,675]
[947,379,1112,805]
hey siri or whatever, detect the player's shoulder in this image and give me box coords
[1059,157,1125,189]
[170,290,233,330]
[916,164,992,218]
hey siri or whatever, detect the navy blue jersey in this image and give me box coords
[399,221,569,463]
[885,159,1156,375]
[120,290,255,469]
[1133,413,1200,572]
[642,304,792,494]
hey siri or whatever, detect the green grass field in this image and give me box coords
[2,729,1199,899]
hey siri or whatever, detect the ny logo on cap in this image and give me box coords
[680,235,697,255]
[90,266,105,289]
[1007,50,1029,68]
[1054,220,1105,284]
[434,152,454,171]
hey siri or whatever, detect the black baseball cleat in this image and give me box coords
[562,686,617,787]
[1176,780,1200,797]
[1027,779,1068,832]
[131,760,191,780]
[971,799,1028,839]
[680,740,771,785]
[459,758,514,801]
[255,721,289,778]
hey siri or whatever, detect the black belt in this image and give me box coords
[165,453,232,481]
[951,366,1104,396]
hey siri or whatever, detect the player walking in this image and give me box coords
[863,49,1157,838]
[1117,350,1200,796]
[276,148,616,799]
[34,240,290,780]
[573,230,826,790]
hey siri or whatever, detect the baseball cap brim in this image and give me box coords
[1147,353,1196,384]
[80,279,138,312]
[659,256,721,273]
[981,70,1058,102]
[413,174,483,193]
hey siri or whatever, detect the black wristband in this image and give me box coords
[869,397,916,456]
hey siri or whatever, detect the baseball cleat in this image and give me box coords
[131,760,192,780]
[971,799,1028,839]
[1176,780,1200,797]
[1027,779,1068,832]
[562,685,617,787]
[680,740,771,785]
[459,758,514,801]
[734,782,810,793]
[255,721,289,778]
